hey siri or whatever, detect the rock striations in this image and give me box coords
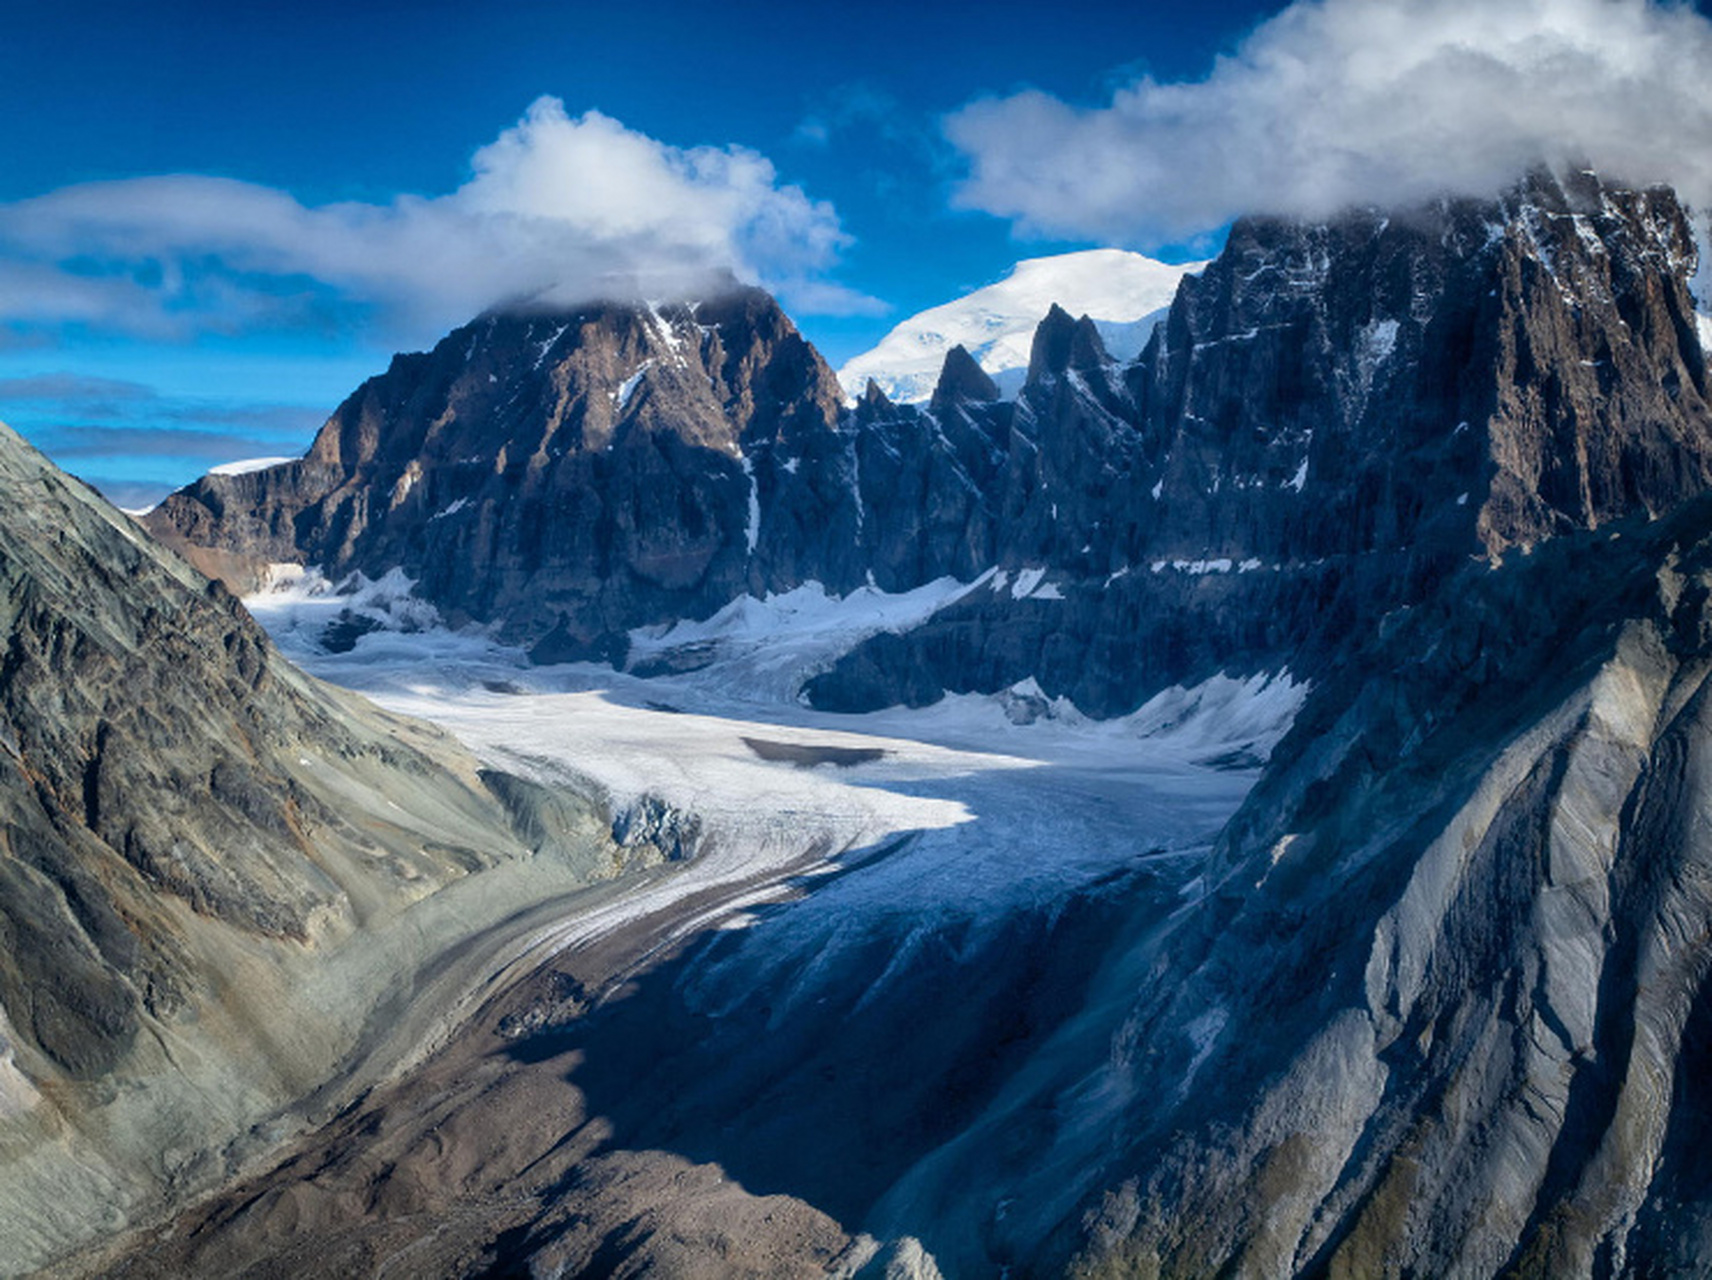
[147,170,1712,719]
[0,423,630,1274]
[874,491,1712,1277]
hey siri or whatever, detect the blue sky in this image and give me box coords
[3,0,1710,506]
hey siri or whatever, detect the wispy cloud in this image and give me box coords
[0,373,156,401]
[793,83,910,148]
[77,477,177,513]
[945,0,1712,244]
[0,373,321,432]
[38,424,306,460]
[0,370,324,484]
[0,97,881,347]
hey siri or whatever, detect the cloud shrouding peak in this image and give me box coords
[0,97,877,345]
[946,0,1712,245]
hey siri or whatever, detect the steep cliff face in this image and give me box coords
[147,285,858,660]
[0,423,626,1274]
[146,171,1712,714]
[1128,168,1710,565]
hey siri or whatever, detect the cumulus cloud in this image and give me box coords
[946,0,1712,244]
[0,97,880,345]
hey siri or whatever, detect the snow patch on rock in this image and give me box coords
[245,564,460,661]
[613,361,651,411]
[626,576,992,704]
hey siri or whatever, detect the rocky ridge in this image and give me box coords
[146,170,1712,720]
[866,491,1712,1277]
[0,423,638,1274]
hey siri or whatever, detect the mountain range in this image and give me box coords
[3,164,1712,1276]
[145,168,1712,718]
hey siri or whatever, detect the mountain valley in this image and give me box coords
[4,163,1712,1278]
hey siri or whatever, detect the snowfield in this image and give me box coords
[246,567,1302,986]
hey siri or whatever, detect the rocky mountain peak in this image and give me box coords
[1024,303,1082,382]
[807,169,1712,715]
[145,281,856,657]
[928,343,1001,412]
[1017,305,1115,388]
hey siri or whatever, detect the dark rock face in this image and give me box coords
[813,169,1712,713]
[147,171,1712,713]
[928,343,1001,412]
[149,284,860,661]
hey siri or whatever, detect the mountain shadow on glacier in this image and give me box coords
[491,852,1168,1265]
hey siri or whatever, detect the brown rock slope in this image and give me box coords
[144,284,855,661]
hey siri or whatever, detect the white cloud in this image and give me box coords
[946,0,1712,244]
[0,97,880,344]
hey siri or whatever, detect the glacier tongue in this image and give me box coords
[244,570,1304,965]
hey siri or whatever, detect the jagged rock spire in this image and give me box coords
[929,344,1001,413]
[1024,304,1108,382]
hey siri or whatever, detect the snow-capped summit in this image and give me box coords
[208,455,297,477]
[837,248,1204,403]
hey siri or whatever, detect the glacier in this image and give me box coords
[243,567,1304,975]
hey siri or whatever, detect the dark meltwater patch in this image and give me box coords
[741,737,887,768]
